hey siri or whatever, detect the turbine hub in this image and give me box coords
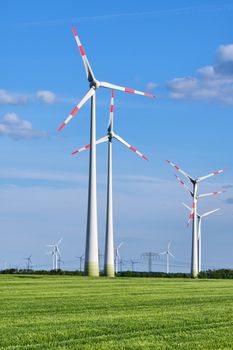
[90,80,100,89]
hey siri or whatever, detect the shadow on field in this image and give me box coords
[14,275,44,279]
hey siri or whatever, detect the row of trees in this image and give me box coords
[1,269,233,279]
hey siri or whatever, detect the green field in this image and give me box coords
[1,275,233,349]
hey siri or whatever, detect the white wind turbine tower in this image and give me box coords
[72,90,148,277]
[182,203,220,273]
[58,26,155,277]
[46,249,55,270]
[47,238,62,271]
[166,160,224,278]
[115,242,124,274]
[159,243,174,274]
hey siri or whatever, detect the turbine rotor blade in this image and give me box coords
[72,26,96,83]
[198,191,224,198]
[72,136,108,155]
[182,202,192,212]
[117,242,124,249]
[197,169,224,183]
[174,175,193,195]
[100,81,155,98]
[57,238,63,246]
[58,88,95,131]
[114,134,148,161]
[201,208,220,218]
[187,202,195,226]
[72,144,90,155]
[108,90,114,133]
[165,160,194,182]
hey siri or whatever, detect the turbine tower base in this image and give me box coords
[104,264,115,277]
[84,262,99,277]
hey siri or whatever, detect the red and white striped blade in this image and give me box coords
[166,160,194,182]
[197,169,224,182]
[187,211,194,227]
[100,81,155,98]
[198,190,224,198]
[174,174,193,195]
[108,90,114,133]
[72,144,90,155]
[72,136,108,155]
[58,88,94,131]
[187,202,195,226]
[72,26,95,83]
[113,133,148,161]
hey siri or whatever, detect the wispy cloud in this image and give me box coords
[146,82,157,91]
[11,4,233,27]
[36,90,56,104]
[0,89,28,105]
[0,168,87,183]
[167,44,233,104]
[0,113,47,139]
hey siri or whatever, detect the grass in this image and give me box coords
[0,275,233,349]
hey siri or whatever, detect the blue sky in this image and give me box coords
[1,0,233,272]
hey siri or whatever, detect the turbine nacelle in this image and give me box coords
[90,80,100,89]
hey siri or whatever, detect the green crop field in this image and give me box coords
[1,275,233,349]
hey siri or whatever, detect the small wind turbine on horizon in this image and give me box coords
[159,243,174,274]
[47,238,62,271]
[182,203,220,273]
[72,90,148,277]
[115,242,124,274]
[166,160,224,278]
[58,26,155,277]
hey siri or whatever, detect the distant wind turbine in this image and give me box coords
[166,160,224,278]
[159,243,174,274]
[182,203,220,273]
[115,242,124,274]
[47,238,62,271]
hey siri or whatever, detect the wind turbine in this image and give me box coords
[166,160,224,278]
[182,203,220,273]
[58,26,155,277]
[24,255,32,272]
[115,242,124,274]
[159,243,174,274]
[46,249,55,270]
[72,90,148,277]
[47,238,62,271]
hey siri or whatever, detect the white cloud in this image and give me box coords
[0,168,87,183]
[167,44,233,104]
[0,113,47,139]
[0,89,28,105]
[146,82,157,90]
[36,90,56,104]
